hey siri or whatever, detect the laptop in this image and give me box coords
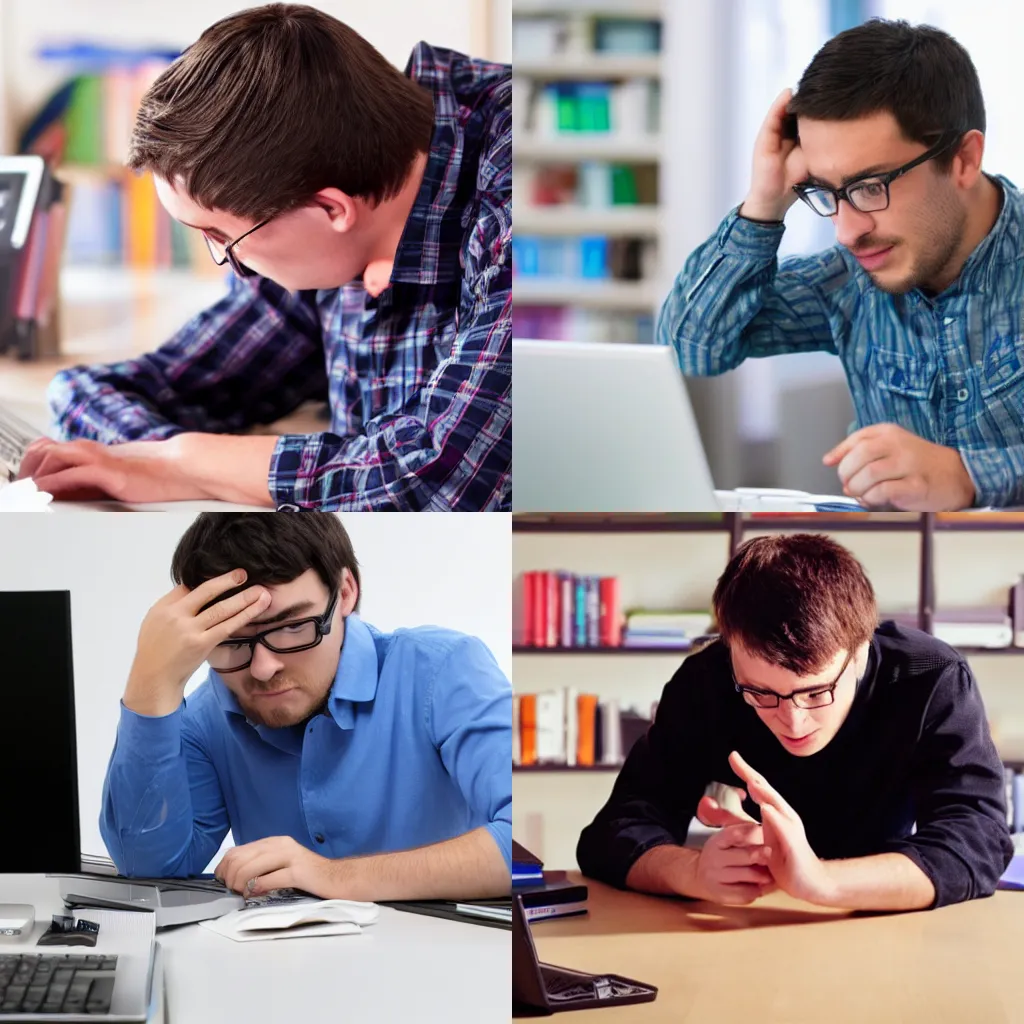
[0,590,168,1020]
[512,894,657,1016]
[513,339,863,513]
[0,402,42,482]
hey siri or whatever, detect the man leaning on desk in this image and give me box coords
[99,513,512,900]
[659,19,1024,512]
[16,4,511,511]
[578,533,1013,912]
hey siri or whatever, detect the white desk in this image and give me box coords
[1,875,509,1023]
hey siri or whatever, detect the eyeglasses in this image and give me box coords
[203,214,276,278]
[733,651,852,710]
[209,589,339,673]
[792,131,965,217]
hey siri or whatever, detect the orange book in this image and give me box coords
[519,693,538,766]
[576,693,598,766]
[123,171,159,267]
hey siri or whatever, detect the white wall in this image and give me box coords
[0,0,481,139]
[0,512,511,866]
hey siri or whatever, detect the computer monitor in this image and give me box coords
[0,589,81,872]
[512,339,720,513]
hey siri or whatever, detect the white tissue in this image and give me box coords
[0,477,54,511]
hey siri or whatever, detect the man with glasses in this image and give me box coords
[100,513,512,900]
[658,19,1021,511]
[577,533,1012,911]
[18,5,510,510]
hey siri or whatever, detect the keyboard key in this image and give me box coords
[21,985,48,1013]
[85,975,115,1014]
[61,976,93,1012]
[51,968,75,987]
[100,957,118,971]
[1,984,26,1011]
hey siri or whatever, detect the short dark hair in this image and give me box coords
[171,513,361,610]
[128,3,435,220]
[712,534,877,675]
[788,19,985,170]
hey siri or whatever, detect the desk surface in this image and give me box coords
[2,875,509,1024]
[521,873,1024,1024]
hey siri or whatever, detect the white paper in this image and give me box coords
[198,898,378,943]
[0,477,53,510]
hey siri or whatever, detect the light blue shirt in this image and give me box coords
[100,615,512,878]
[658,176,1024,507]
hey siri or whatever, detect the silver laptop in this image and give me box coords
[0,402,42,482]
[513,339,719,513]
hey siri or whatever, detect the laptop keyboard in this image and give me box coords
[0,404,40,480]
[0,955,118,1016]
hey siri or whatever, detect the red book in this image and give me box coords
[599,577,622,647]
[531,572,547,647]
[546,572,560,647]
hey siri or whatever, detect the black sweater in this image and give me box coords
[577,623,1013,908]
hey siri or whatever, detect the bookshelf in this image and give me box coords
[512,0,664,342]
[512,513,1024,866]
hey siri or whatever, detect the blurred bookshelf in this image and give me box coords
[512,0,664,345]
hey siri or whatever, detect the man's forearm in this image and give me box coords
[166,433,277,506]
[625,844,700,897]
[323,827,510,901]
[818,853,935,911]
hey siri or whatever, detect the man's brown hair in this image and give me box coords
[128,3,435,221]
[171,512,361,611]
[712,534,877,675]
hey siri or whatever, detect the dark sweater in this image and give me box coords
[577,623,1013,908]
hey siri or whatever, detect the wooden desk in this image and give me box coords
[521,874,1023,1023]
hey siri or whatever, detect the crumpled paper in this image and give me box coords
[0,477,54,511]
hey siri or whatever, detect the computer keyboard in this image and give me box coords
[0,403,40,481]
[0,954,117,1016]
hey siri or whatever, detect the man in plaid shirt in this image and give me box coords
[19,5,510,510]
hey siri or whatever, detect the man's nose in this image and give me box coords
[833,199,877,250]
[248,642,285,681]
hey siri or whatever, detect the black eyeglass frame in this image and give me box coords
[792,130,966,217]
[212,588,339,673]
[204,214,276,277]
[733,650,853,710]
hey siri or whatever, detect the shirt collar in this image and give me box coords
[208,613,381,731]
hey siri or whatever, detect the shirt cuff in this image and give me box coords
[958,447,1016,508]
[717,205,787,258]
[116,700,185,762]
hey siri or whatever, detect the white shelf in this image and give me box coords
[516,134,662,163]
[517,204,662,236]
[514,54,662,79]
[512,0,662,13]
[513,277,657,310]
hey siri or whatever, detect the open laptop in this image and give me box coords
[0,590,168,1020]
[0,402,42,482]
[512,894,656,1016]
[513,339,863,513]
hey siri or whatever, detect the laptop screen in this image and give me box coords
[0,590,81,872]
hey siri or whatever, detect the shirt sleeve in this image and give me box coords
[48,273,327,442]
[882,660,1013,907]
[268,163,511,511]
[576,658,713,889]
[427,637,512,875]
[99,700,230,877]
[960,445,1024,508]
[656,207,841,375]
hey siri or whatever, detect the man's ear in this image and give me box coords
[952,129,985,189]
[339,568,360,616]
[314,187,358,234]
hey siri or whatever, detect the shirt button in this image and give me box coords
[943,316,955,325]
[314,833,325,844]
[956,388,969,402]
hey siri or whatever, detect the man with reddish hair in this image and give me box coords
[578,533,1012,911]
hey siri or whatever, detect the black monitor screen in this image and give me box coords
[0,590,80,872]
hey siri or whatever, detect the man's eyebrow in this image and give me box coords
[246,600,316,628]
[179,219,227,238]
[736,679,832,696]
[803,164,893,189]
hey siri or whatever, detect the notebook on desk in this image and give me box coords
[381,897,512,930]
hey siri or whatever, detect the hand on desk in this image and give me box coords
[17,433,277,506]
[215,836,331,898]
[822,423,975,511]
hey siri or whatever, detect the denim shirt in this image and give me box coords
[657,175,1024,507]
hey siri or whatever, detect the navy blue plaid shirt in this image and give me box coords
[48,42,511,511]
[658,175,1024,508]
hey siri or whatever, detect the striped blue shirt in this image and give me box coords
[657,175,1024,507]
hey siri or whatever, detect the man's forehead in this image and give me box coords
[152,175,241,233]
[798,112,918,185]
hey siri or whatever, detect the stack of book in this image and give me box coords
[623,610,715,649]
[513,689,654,768]
[513,841,589,923]
[886,609,1013,649]
[514,571,622,648]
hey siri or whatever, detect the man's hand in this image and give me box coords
[739,88,809,223]
[688,822,775,905]
[123,570,271,717]
[728,751,837,906]
[215,836,335,898]
[823,423,976,510]
[17,433,278,506]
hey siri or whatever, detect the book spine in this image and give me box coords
[575,577,587,646]
[531,572,546,648]
[560,573,575,648]
[599,576,622,647]
[586,576,600,647]
[519,694,537,766]
[576,693,598,766]
[546,571,559,648]
[564,686,578,767]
